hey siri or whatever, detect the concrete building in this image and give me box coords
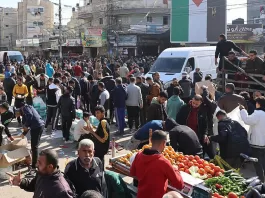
[0,7,18,50]
[17,0,54,40]
[247,0,265,24]
[78,0,171,57]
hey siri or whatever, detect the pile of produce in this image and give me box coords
[205,171,247,197]
[118,144,224,179]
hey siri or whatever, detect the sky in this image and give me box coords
[5,0,248,25]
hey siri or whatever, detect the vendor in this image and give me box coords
[126,120,165,150]
[130,130,184,198]
[165,118,203,156]
[0,103,14,145]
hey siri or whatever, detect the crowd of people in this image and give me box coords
[0,46,265,198]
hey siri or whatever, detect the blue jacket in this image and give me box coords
[22,105,44,130]
[134,120,163,140]
[46,63,54,78]
[111,85,127,108]
[166,95,185,121]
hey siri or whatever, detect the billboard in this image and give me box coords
[171,0,227,43]
[65,39,82,46]
[227,24,263,43]
[129,25,169,34]
[118,35,137,46]
[81,28,104,47]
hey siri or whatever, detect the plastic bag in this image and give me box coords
[189,166,208,179]
[33,96,45,108]
[227,107,250,132]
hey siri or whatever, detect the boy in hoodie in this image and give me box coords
[45,78,62,134]
[130,130,184,198]
[166,87,184,121]
[147,91,168,122]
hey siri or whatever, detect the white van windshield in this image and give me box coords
[149,57,186,73]
[9,55,23,62]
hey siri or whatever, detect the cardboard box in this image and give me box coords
[195,80,216,100]
[0,138,30,168]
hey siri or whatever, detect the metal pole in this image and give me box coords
[221,57,225,93]
[59,0,62,59]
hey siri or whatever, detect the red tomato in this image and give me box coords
[220,169,225,173]
[204,166,211,173]
[195,155,200,160]
[214,166,221,172]
[207,174,213,179]
[178,163,184,168]
[192,159,197,164]
[199,164,204,169]
[209,169,215,176]
[179,168,185,171]
[209,163,215,168]
[197,159,204,164]
[194,163,199,167]
[198,168,205,175]
[215,171,222,177]
[215,184,223,189]
[228,192,238,198]
[188,162,194,167]
[185,169,191,174]
[213,193,220,197]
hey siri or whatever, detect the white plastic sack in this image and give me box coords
[227,107,250,133]
[33,96,45,108]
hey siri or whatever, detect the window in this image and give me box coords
[5,25,8,27]
[149,58,186,73]
[184,57,195,72]
[99,18,103,24]
[5,13,8,15]
[6,36,9,38]
[147,16,152,23]
[163,16,168,25]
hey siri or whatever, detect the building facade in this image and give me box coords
[17,0,54,40]
[78,0,171,57]
[0,7,18,50]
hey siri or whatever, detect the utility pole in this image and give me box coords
[59,0,62,59]
[9,33,13,50]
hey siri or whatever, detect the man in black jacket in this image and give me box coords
[80,72,90,112]
[147,91,168,122]
[57,86,76,143]
[165,118,203,156]
[176,95,214,159]
[65,139,107,198]
[9,149,75,198]
[179,73,192,104]
[136,76,149,126]
[0,103,14,145]
[215,34,247,71]
[209,110,250,168]
[3,73,16,105]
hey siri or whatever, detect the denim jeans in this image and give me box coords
[30,126,44,168]
[251,147,265,182]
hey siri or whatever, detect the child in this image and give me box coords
[74,112,92,141]
[87,105,110,164]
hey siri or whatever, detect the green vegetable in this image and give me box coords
[205,176,247,196]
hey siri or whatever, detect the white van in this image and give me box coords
[145,46,218,86]
[0,51,24,63]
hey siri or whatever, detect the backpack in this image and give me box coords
[61,172,77,198]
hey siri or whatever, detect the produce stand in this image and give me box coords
[109,155,211,198]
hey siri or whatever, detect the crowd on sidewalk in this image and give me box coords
[0,50,265,198]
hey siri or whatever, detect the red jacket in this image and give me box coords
[130,149,184,198]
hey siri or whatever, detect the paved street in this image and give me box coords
[0,121,256,198]
[0,121,132,198]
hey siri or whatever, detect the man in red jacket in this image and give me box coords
[130,130,184,198]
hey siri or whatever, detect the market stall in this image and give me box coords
[108,131,262,198]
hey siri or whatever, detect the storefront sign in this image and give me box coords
[16,39,39,47]
[227,24,263,43]
[65,39,82,46]
[130,25,169,34]
[118,35,137,46]
[85,28,102,36]
[81,33,102,47]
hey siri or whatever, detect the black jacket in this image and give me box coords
[0,107,14,138]
[224,57,242,72]
[147,98,167,122]
[3,77,16,95]
[57,93,76,119]
[215,39,242,59]
[65,158,107,198]
[71,77,81,96]
[80,78,90,97]
[193,72,203,86]
[210,118,250,159]
[19,170,74,198]
[136,82,149,105]
[176,103,208,140]
[179,77,192,98]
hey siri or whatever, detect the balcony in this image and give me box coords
[77,6,93,19]
[109,8,170,16]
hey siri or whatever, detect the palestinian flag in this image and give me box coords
[171,0,227,43]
